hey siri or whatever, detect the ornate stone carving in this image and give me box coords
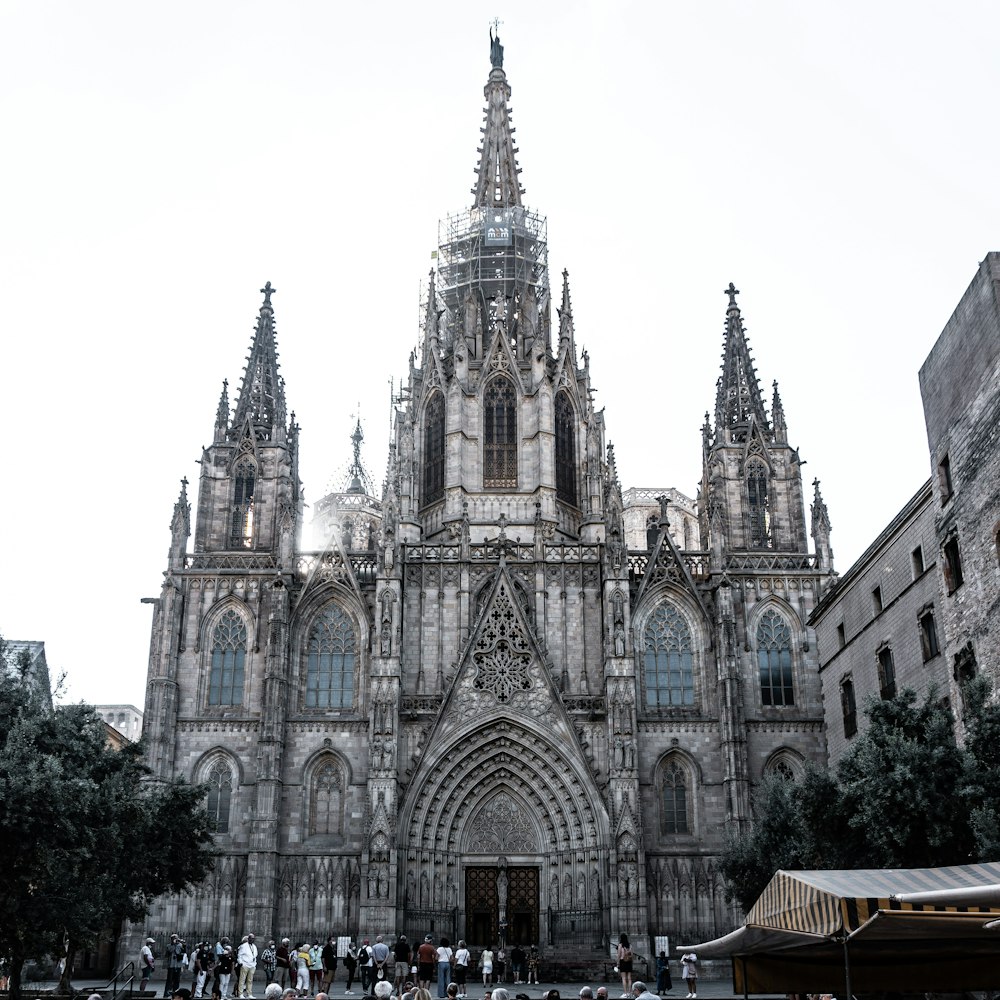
[472,584,533,703]
[466,791,539,853]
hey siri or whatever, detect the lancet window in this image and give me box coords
[230,455,256,548]
[484,377,517,488]
[643,603,694,708]
[756,608,794,706]
[208,609,247,706]
[661,758,690,834]
[423,392,445,506]
[745,458,772,548]
[206,759,234,833]
[309,757,344,836]
[304,605,357,709]
[555,392,577,506]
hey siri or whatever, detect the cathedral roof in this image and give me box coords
[471,28,524,208]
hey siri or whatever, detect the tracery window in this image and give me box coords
[555,393,577,506]
[309,757,344,836]
[423,392,445,506]
[208,609,247,706]
[643,603,694,708]
[304,605,357,709]
[745,459,772,549]
[231,455,256,548]
[206,759,233,833]
[757,609,794,706]
[484,377,517,488]
[661,759,689,834]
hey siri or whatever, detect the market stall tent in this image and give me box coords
[681,863,1000,994]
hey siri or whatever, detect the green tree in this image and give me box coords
[0,638,215,1000]
[720,686,981,913]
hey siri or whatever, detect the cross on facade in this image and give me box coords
[260,281,276,305]
[725,282,740,307]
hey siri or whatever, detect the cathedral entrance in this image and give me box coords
[464,865,539,947]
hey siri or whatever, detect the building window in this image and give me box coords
[943,535,964,593]
[841,677,857,738]
[661,759,689,834]
[872,585,883,615]
[955,642,977,683]
[938,454,953,503]
[206,760,233,833]
[837,622,846,649]
[231,455,256,548]
[422,392,445,506]
[756,609,794,706]
[305,605,357,709]
[745,459,772,549]
[643,603,694,708]
[310,757,344,836]
[771,759,796,781]
[911,545,925,578]
[484,376,517,488]
[919,608,940,662]
[208,609,247,706]
[555,392,577,506]
[877,646,896,700]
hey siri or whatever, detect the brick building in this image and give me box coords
[139,35,834,957]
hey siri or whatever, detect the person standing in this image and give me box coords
[435,938,453,999]
[276,941,291,989]
[216,946,234,1000]
[195,942,216,1000]
[322,936,338,993]
[371,935,391,985]
[343,941,358,995]
[493,947,505,985]
[478,946,493,987]
[357,940,372,995]
[261,942,277,987]
[416,936,436,992]
[526,947,539,985]
[393,935,411,992]
[165,935,186,998]
[140,938,156,992]
[655,952,671,995]
[294,944,310,997]
[237,935,258,1000]
[508,945,524,986]
[308,941,323,996]
[452,942,470,998]
[679,953,697,1000]
[616,935,634,997]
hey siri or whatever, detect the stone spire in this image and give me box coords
[810,478,834,572]
[771,380,787,443]
[168,477,190,570]
[231,282,284,440]
[714,282,770,436]
[471,28,524,208]
[557,269,577,356]
[213,379,230,443]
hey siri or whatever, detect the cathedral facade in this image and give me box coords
[141,36,834,957]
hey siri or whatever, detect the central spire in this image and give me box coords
[714,282,770,436]
[472,28,524,208]
[231,282,286,439]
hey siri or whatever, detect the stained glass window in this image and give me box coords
[206,759,233,833]
[661,760,689,834]
[757,609,794,706]
[310,758,343,836]
[305,605,357,709]
[423,392,445,505]
[555,393,577,506]
[643,604,694,708]
[484,377,517,488]
[208,609,247,706]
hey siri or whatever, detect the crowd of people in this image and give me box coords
[147,932,683,1000]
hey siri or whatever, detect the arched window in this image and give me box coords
[757,609,794,706]
[231,455,256,548]
[208,609,247,706]
[643,603,694,708]
[305,605,357,709]
[555,393,577,506]
[661,758,689,834]
[745,459,772,549]
[310,758,344,836]
[206,759,233,833]
[423,393,445,506]
[484,377,517,488]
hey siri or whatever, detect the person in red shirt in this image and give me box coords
[416,937,436,992]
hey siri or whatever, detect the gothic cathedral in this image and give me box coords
[142,34,834,955]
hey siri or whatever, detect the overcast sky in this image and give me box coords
[3,1,998,707]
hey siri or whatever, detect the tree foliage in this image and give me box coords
[719,683,1000,913]
[0,638,215,1000]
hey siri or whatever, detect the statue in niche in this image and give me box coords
[447,876,457,909]
[380,622,391,656]
[379,866,389,899]
[367,869,378,899]
[497,856,509,922]
[608,527,623,570]
[433,872,442,906]
[614,622,626,658]
[382,740,395,770]
[613,737,624,770]
[406,871,415,903]
[625,740,635,770]
[371,738,383,769]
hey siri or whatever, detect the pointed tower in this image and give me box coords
[194,282,301,555]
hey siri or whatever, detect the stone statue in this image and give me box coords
[490,27,504,69]
[614,623,626,658]
[496,866,508,922]
[368,869,378,899]
[380,622,391,656]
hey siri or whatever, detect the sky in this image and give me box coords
[2,1,999,708]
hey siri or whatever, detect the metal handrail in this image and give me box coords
[100,960,135,1000]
